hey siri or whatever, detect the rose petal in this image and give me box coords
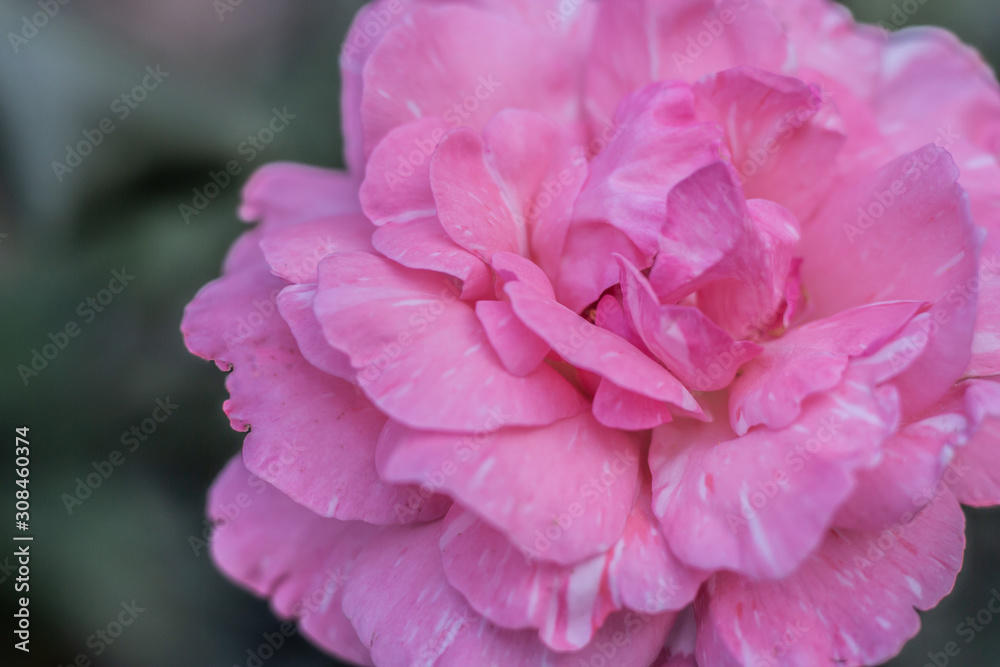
[618,255,763,392]
[260,213,373,284]
[207,456,376,666]
[696,489,965,667]
[315,252,587,432]
[651,375,898,579]
[376,410,640,565]
[506,280,703,418]
[371,216,494,301]
[799,144,983,414]
[585,0,790,130]
[728,301,924,435]
[341,521,676,667]
[360,4,581,163]
[239,163,360,228]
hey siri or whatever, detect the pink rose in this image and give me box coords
[183,0,1000,664]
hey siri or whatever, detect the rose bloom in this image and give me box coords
[182,0,1000,664]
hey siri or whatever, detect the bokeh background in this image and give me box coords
[1,1,997,665]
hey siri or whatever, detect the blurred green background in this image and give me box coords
[0,1,997,665]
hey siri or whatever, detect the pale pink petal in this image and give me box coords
[439,506,614,651]
[618,255,763,392]
[359,5,581,164]
[861,25,1000,377]
[557,222,647,313]
[439,490,705,650]
[874,28,1000,159]
[359,117,449,226]
[315,252,587,431]
[728,301,924,435]
[585,0,790,130]
[475,300,550,377]
[573,82,724,259]
[376,410,640,565]
[696,489,965,667]
[945,377,1000,507]
[592,379,675,430]
[276,284,355,381]
[953,145,1000,377]
[431,112,587,276]
[482,112,588,284]
[692,66,846,221]
[339,0,414,174]
[371,216,494,301]
[431,127,525,260]
[608,485,710,614]
[848,311,936,386]
[260,213,373,284]
[182,233,286,371]
[207,456,376,666]
[647,162,748,303]
[225,309,449,524]
[239,163,360,228]
[491,251,556,301]
[506,281,703,418]
[341,521,676,667]
[761,0,884,101]
[799,145,983,414]
[651,376,898,579]
[695,199,802,339]
[833,412,968,531]
[648,167,802,341]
